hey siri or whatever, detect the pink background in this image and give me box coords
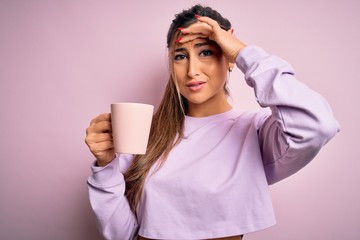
[0,0,358,239]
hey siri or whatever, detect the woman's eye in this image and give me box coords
[200,50,213,57]
[174,54,186,61]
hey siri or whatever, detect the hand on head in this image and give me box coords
[176,16,246,64]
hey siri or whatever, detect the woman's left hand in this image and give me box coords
[178,16,246,63]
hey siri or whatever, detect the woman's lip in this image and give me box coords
[186,81,206,87]
[186,81,206,91]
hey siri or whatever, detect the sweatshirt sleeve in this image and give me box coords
[87,154,139,240]
[236,45,340,185]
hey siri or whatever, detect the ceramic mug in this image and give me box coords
[111,103,154,154]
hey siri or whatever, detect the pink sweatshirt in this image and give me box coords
[87,46,340,239]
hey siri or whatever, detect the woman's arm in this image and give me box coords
[236,46,340,184]
[85,113,138,239]
[87,155,139,239]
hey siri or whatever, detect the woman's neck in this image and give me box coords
[187,98,232,117]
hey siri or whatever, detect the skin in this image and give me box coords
[172,17,246,118]
[178,17,246,64]
[172,37,232,117]
[84,15,246,238]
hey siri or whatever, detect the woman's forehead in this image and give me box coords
[175,38,213,49]
[171,38,220,54]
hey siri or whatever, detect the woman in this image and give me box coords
[85,5,339,240]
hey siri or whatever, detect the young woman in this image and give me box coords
[85,5,339,240]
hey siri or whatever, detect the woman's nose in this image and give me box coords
[187,56,201,78]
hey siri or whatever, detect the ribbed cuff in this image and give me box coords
[88,156,124,188]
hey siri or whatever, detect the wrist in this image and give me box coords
[232,41,247,62]
[96,155,116,167]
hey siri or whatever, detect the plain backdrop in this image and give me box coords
[0,0,359,239]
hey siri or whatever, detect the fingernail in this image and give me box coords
[178,27,185,31]
[175,37,182,43]
[195,14,201,18]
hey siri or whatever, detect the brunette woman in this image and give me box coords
[85,5,339,240]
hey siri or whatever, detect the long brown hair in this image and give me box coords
[124,4,232,214]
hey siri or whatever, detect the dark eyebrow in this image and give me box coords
[174,40,215,52]
[174,47,186,53]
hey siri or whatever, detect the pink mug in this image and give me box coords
[111,103,154,154]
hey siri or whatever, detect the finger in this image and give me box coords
[177,34,208,44]
[180,22,212,36]
[88,141,114,154]
[195,16,222,31]
[86,132,112,144]
[87,120,112,134]
[89,113,111,126]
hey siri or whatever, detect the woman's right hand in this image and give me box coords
[85,113,115,167]
[178,16,246,64]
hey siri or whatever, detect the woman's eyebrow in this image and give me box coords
[174,47,186,52]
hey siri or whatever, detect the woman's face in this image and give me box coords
[171,36,230,115]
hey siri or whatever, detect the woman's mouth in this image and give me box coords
[186,81,206,91]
